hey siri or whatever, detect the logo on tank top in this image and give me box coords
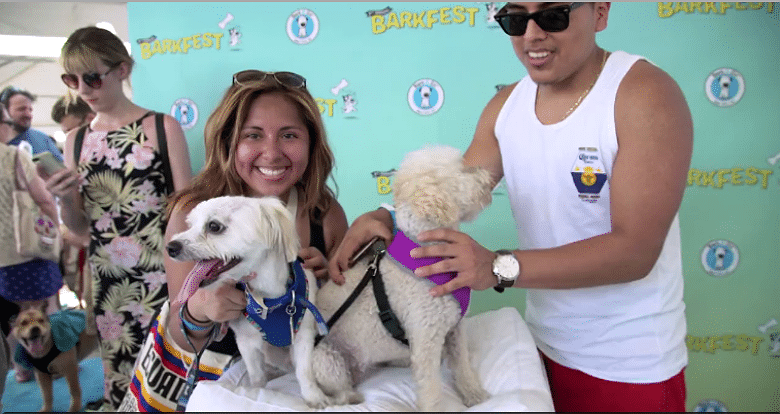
[171,98,198,131]
[701,239,739,277]
[705,68,744,107]
[571,147,608,203]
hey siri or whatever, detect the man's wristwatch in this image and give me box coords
[492,250,520,293]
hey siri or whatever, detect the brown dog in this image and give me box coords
[11,306,98,412]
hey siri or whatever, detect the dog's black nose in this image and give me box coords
[167,241,182,258]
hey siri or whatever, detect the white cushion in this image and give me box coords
[187,307,553,412]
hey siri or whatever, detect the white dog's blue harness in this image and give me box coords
[237,259,328,347]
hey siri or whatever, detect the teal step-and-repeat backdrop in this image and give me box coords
[126,3,779,411]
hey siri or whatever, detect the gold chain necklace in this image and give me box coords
[561,50,609,120]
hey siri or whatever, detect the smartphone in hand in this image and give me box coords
[32,151,66,176]
[348,235,386,268]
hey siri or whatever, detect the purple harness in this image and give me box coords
[386,230,470,317]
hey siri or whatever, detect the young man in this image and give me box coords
[51,95,96,135]
[0,86,64,161]
[328,3,693,412]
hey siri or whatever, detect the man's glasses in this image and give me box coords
[1,120,13,126]
[495,2,585,36]
[232,70,307,89]
[61,64,121,90]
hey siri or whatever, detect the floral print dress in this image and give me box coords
[78,112,170,409]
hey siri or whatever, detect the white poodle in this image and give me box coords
[166,196,332,408]
[314,145,493,411]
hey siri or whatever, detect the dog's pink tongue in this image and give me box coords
[174,259,223,306]
[28,337,46,356]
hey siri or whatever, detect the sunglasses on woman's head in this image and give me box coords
[232,70,307,89]
[61,63,121,90]
[495,2,585,36]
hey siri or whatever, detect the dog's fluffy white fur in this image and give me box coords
[168,196,331,408]
[314,145,493,411]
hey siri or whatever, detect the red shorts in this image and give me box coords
[540,352,686,412]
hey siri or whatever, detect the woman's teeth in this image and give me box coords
[529,51,549,59]
[258,167,285,176]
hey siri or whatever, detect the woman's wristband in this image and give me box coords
[181,301,214,333]
[184,300,212,324]
[178,304,214,338]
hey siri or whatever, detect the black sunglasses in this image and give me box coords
[1,120,13,126]
[232,70,307,89]
[495,2,585,36]
[61,63,121,90]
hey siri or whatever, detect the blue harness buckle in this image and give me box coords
[240,259,328,347]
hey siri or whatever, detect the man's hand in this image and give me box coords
[411,228,498,296]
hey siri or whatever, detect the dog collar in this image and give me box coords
[386,230,470,317]
[239,259,328,347]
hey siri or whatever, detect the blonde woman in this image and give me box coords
[43,26,193,409]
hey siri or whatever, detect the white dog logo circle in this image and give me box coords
[705,68,744,107]
[408,79,444,116]
[287,9,319,44]
[171,98,198,131]
[701,239,739,277]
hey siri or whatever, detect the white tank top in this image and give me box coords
[495,51,687,383]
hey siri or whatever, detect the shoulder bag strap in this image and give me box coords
[155,112,175,195]
[73,125,88,167]
[13,149,29,191]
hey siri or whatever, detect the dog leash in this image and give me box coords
[177,306,221,412]
[315,239,409,347]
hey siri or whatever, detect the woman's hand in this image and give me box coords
[299,246,328,281]
[186,279,247,324]
[41,166,81,200]
[327,208,394,285]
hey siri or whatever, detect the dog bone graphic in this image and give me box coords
[219,13,235,29]
[331,79,348,96]
[758,318,778,334]
[768,151,780,166]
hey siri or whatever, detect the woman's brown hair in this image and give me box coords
[167,76,336,223]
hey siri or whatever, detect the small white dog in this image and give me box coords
[166,196,331,408]
[314,145,493,411]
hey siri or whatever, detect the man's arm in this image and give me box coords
[462,84,514,185]
[326,85,513,285]
[414,62,693,293]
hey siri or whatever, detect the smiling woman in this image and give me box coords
[117,70,348,412]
